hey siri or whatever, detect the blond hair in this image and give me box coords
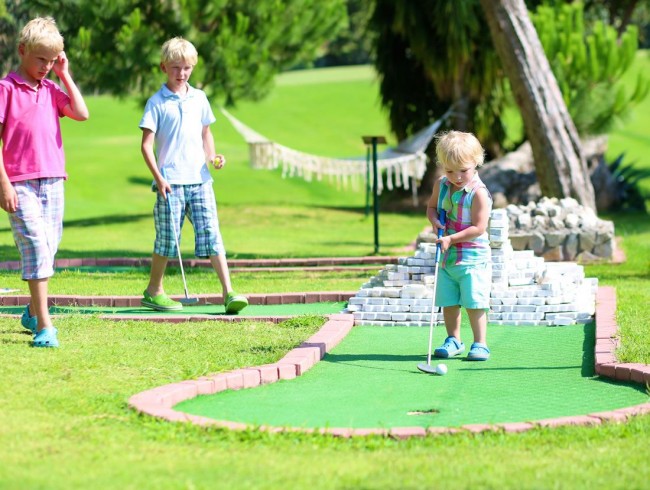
[19,17,64,54]
[161,37,198,65]
[435,131,485,170]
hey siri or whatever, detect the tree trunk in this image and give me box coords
[479,0,597,210]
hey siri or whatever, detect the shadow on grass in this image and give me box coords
[306,203,422,217]
[1,213,150,234]
[128,176,153,186]
[582,322,596,377]
[64,213,151,228]
[321,353,424,373]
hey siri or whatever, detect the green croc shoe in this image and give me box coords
[224,292,248,314]
[141,291,183,311]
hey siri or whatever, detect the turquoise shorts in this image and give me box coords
[435,262,491,310]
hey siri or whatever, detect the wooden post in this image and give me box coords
[362,136,387,253]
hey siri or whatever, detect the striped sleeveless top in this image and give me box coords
[437,174,492,267]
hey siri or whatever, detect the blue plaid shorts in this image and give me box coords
[153,181,225,258]
[9,178,64,280]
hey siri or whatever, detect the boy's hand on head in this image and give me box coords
[51,52,69,78]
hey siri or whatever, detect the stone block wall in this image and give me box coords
[416,197,615,262]
[346,208,598,327]
[505,197,615,261]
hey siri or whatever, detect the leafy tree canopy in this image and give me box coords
[532,2,649,135]
[0,0,347,104]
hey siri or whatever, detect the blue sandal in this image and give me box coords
[33,327,59,348]
[467,342,490,361]
[434,336,465,358]
[21,305,38,333]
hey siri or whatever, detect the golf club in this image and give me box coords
[162,169,199,306]
[417,209,446,374]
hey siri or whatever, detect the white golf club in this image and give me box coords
[417,209,446,374]
[162,168,199,306]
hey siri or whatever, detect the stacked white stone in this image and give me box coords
[350,239,446,326]
[489,209,509,247]
[346,209,598,328]
[489,209,511,286]
[350,242,444,326]
[488,252,598,326]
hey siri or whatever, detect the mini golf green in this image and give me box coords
[176,322,649,429]
[0,302,346,317]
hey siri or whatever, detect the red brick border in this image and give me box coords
[0,291,357,324]
[128,286,650,437]
[0,256,398,271]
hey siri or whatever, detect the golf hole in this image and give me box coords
[407,409,440,416]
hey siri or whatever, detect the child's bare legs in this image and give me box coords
[141,253,182,311]
[146,253,169,296]
[466,307,490,360]
[443,306,487,345]
[210,255,247,313]
[434,305,466,357]
[27,278,52,331]
[443,305,462,339]
[209,254,232,296]
[467,308,487,345]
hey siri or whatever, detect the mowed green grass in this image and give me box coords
[0,65,418,261]
[606,50,650,199]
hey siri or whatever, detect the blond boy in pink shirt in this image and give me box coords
[0,17,89,347]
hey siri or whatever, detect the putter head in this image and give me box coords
[179,297,200,305]
[417,362,438,375]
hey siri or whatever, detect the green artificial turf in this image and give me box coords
[0,302,346,317]
[178,323,649,429]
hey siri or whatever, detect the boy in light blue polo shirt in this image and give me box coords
[139,37,247,314]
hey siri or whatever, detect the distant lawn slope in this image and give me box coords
[1,59,647,261]
[0,65,424,260]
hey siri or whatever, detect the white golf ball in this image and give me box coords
[435,363,448,376]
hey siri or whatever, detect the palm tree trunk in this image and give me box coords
[479,0,597,210]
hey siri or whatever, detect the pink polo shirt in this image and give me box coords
[0,72,70,182]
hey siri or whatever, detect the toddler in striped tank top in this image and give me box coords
[426,131,493,361]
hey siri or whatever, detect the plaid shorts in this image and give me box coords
[153,181,225,258]
[9,178,64,280]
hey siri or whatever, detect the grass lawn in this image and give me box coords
[0,58,649,489]
[1,312,649,490]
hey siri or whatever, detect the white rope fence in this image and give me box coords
[220,107,450,196]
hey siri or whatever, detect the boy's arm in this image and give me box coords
[202,125,225,169]
[52,52,89,121]
[141,129,170,199]
[426,177,443,230]
[0,124,18,213]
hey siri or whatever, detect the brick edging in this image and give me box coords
[0,256,398,271]
[593,287,650,385]
[131,287,649,437]
[0,291,357,310]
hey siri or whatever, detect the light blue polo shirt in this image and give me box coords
[139,83,216,184]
